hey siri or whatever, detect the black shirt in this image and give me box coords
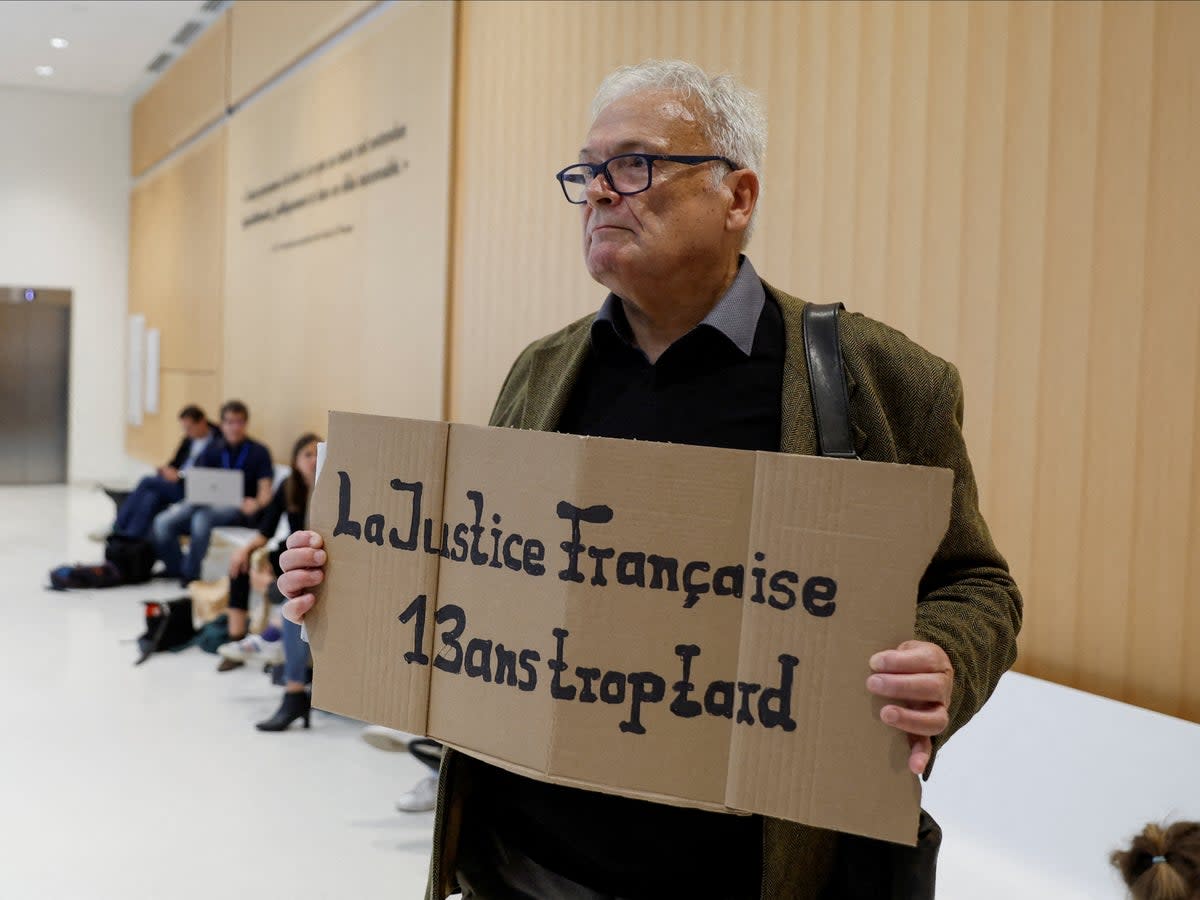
[196,438,274,498]
[477,261,784,898]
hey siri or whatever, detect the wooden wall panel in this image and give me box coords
[126,128,225,465]
[128,129,225,373]
[132,11,229,177]
[223,1,453,460]
[228,0,378,106]
[448,0,1200,721]
[125,372,221,467]
[1024,1,1102,684]
[1074,3,1156,702]
[1126,0,1200,713]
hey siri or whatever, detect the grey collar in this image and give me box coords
[594,255,766,357]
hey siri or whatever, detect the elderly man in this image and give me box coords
[280,60,1021,899]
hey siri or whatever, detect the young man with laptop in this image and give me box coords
[99,406,219,541]
[152,400,273,639]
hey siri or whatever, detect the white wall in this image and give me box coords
[0,86,140,483]
[925,672,1200,898]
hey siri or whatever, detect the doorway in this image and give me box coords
[0,286,71,484]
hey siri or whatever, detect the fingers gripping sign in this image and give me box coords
[866,639,954,776]
[279,530,327,624]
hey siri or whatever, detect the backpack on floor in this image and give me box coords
[134,598,197,665]
[105,535,156,584]
[49,562,124,591]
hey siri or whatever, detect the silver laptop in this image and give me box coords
[184,467,243,508]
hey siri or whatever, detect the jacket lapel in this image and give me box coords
[521,329,592,431]
[768,283,821,457]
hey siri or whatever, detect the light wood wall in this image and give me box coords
[221,1,454,460]
[228,0,378,106]
[126,128,226,463]
[131,11,229,177]
[448,0,1200,722]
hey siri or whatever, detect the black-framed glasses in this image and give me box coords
[555,153,739,204]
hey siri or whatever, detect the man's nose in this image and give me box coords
[585,170,618,207]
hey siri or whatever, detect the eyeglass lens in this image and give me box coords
[561,155,651,201]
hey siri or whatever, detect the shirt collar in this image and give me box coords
[593,255,766,357]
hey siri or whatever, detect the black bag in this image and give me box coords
[105,535,156,584]
[134,597,196,665]
[49,562,123,591]
[804,303,941,900]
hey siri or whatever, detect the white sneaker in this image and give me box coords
[361,725,416,753]
[87,527,111,543]
[395,774,438,813]
[217,634,284,666]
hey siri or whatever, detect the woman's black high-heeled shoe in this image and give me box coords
[255,690,311,732]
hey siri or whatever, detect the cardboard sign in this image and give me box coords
[305,412,953,845]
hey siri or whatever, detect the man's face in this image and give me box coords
[221,413,247,445]
[578,90,734,294]
[182,417,208,440]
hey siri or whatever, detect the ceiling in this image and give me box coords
[0,0,224,99]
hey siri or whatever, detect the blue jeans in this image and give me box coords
[152,503,245,582]
[281,617,310,685]
[114,475,185,540]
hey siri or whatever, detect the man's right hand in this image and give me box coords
[160,467,180,483]
[279,531,326,624]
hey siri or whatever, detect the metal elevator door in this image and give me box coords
[0,287,71,484]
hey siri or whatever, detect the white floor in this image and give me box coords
[0,485,433,899]
[3,484,1197,899]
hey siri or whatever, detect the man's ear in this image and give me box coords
[725,168,760,237]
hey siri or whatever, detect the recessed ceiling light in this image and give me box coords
[35,65,55,77]
[50,37,70,49]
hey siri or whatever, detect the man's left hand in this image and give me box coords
[866,640,953,776]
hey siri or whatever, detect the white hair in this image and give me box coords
[591,59,767,241]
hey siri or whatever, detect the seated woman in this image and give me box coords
[215,434,320,713]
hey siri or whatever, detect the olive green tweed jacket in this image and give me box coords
[427,283,1022,900]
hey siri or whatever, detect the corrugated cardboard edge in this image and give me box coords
[435,740,755,818]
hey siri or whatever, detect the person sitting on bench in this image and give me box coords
[107,406,218,541]
[152,400,273,599]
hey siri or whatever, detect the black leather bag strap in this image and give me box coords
[802,302,857,459]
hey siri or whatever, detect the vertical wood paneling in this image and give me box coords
[1125,0,1200,716]
[917,1,967,364]
[1186,315,1200,723]
[820,2,861,303]
[1024,1,1102,682]
[126,128,226,465]
[447,0,1200,722]
[882,1,929,340]
[1074,1,1157,702]
[850,3,895,317]
[228,0,377,106]
[775,1,830,301]
[132,11,229,176]
[988,0,1053,607]
[953,1,1008,508]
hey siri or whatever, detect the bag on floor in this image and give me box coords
[105,535,156,584]
[190,613,230,654]
[49,562,124,591]
[188,576,230,627]
[135,597,196,665]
